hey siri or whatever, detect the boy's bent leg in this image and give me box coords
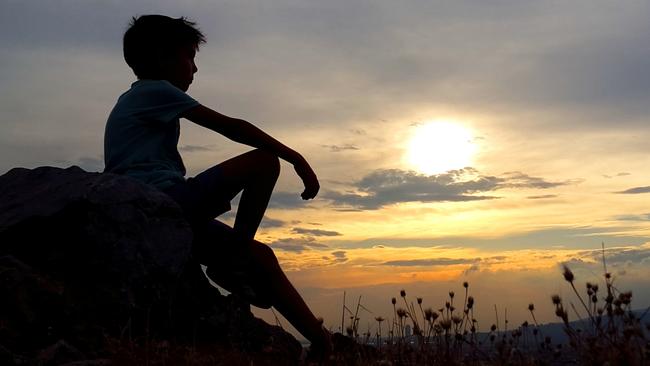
[240,240,330,350]
[197,148,280,241]
[199,227,329,349]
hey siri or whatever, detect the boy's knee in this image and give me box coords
[251,241,279,266]
[250,149,280,178]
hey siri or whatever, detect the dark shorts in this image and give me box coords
[163,164,232,222]
[163,165,247,265]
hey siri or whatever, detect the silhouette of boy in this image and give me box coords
[104,15,331,354]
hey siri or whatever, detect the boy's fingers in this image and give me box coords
[301,184,319,200]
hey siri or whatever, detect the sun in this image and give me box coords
[405,121,477,175]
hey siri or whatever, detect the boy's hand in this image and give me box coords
[293,157,319,200]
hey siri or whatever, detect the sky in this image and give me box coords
[2,0,650,341]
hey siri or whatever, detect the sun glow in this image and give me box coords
[406,121,477,175]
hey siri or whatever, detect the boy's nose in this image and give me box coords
[193,63,198,73]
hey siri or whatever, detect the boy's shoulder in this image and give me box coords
[120,79,188,100]
[115,79,198,111]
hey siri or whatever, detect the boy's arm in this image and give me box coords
[181,104,319,199]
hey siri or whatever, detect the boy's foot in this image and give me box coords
[205,266,273,309]
[305,328,333,364]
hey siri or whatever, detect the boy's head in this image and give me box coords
[123,15,206,91]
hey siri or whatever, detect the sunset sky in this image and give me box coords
[2,0,650,341]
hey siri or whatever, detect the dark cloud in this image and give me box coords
[270,236,328,253]
[615,214,650,222]
[292,227,342,236]
[268,192,311,209]
[499,172,580,189]
[381,258,477,267]
[260,217,287,228]
[179,145,215,152]
[463,264,480,275]
[527,194,558,200]
[331,250,348,263]
[617,186,650,194]
[575,246,650,267]
[323,168,576,210]
[321,144,359,152]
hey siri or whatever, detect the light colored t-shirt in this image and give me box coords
[104,79,200,190]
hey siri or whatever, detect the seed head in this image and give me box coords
[463,281,469,289]
[375,316,385,323]
[396,308,407,318]
[490,324,497,332]
[391,297,396,305]
[467,296,475,309]
[417,297,423,305]
[528,303,535,311]
[400,289,406,298]
[424,308,434,321]
[562,265,574,283]
[452,315,462,325]
[449,291,455,299]
[551,295,562,305]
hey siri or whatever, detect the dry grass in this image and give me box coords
[333,244,650,365]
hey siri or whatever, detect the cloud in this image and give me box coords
[617,186,650,194]
[527,194,558,199]
[260,217,287,228]
[615,213,650,222]
[575,245,650,267]
[268,192,311,209]
[322,168,577,210]
[330,250,348,263]
[179,145,215,152]
[270,236,328,253]
[463,264,480,275]
[292,227,342,236]
[603,172,631,179]
[381,258,477,267]
[499,172,581,189]
[321,144,359,152]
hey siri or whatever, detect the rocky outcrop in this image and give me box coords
[0,166,301,365]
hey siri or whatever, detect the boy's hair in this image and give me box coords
[123,15,206,79]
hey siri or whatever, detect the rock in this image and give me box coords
[37,340,85,366]
[0,166,302,364]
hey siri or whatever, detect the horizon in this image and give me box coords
[2,0,649,342]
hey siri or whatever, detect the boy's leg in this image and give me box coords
[207,148,280,241]
[203,233,330,350]
[247,240,331,350]
[167,149,330,348]
[165,148,280,241]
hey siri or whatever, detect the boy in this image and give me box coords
[104,15,331,354]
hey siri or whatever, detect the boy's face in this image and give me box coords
[160,45,198,92]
